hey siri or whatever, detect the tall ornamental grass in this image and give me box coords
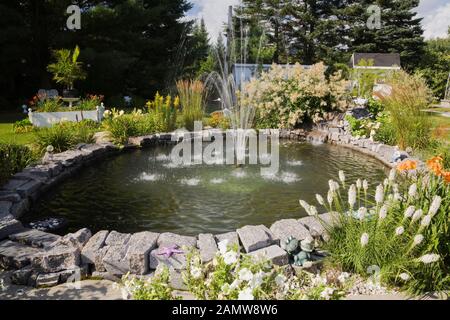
[378,71,433,150]
[300,158,449,295]
[176,80,205,131]
[0,143,35,185]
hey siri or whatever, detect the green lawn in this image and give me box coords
[0,113,34,145]
[428,114,450,143]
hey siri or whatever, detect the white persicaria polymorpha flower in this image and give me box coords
[413,234,424,247]
[428,196,442,217]
[218,240,229,255]
[412,209,423,222]
[388,169,396,182]
[395,226,405,236]
[316,194,325,206]
[375,184,384,204]
[190,266,202,279]
[223,251,238,265]
[404,206,415,219]
[238,287,254,300]
[399,273,410,281]
[418,254,440,264]
[339,170,346,184]
[408,183,417,198]
[238,268,253,282]
[421,214,432,228]
[356,179,362,190]
[308,205,318,216]
[358,207,367,220]
[360,233,369,247]
[327,190,334,205]
[379,205,388,220]
[348,184,357,208]
[363,180,369,191]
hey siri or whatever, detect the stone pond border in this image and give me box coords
[0,118,419,288]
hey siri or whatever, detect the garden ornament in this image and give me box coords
[282,236,299,254]
[293,251,311,267]
[157,245,184,258]
[300,237,314,253]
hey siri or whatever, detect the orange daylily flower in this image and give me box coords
[427,157,444,176]
[442,171,450,183]
[397,160,417,172]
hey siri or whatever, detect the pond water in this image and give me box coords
[26,141,388,235]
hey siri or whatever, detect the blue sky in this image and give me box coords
[187,0,450,42]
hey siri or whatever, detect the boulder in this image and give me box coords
[9,229,61,248]
[0,215,24,240]
[0,201,12,217]
[157,232,197,249]
[215,231,240,249]
[10,266,33,286]
[270,219,310,245]
[36,273,60,288]
[51,228,92,250]
[197,233,218,263]
[298,213,335,238]
[0,191,22,203]
[16,180,42,198]
[236,225,278,253]
[81,230,109,265]
[105,231,131,246]
[31,245,80,273]
[0,240,42,269]
[126,231,159,275]
[102,244,130,276]
[248,245,289,266]
[9,198,30,218]
[149,248,187,270]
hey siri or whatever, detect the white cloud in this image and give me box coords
[186,0,240,42]
[417,1,450,39]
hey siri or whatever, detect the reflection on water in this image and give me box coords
[26,142,388,235]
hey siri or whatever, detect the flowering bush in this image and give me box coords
[299,161,450,294]
[146,92,179,132]
[243,63,349,129]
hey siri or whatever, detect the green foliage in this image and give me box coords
[33,121,97,153]
[379,71,433,150]
[373,112,396,146]
[146,93,178,132]
[366,98,385,117]
[0,143,35,185]
[352,59,383,98]
[13,119,33,134]
[206,111,231,129]
[177,80,205,131]
[47,46,87,89]
[75,95,103,111]
[34,97,64,113]
[121,269,181,300]
[302,167,450,295]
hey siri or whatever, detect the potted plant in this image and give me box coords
[47,45,86,98]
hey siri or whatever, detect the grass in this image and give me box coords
[0,113,34,145]
[428,114,450,143]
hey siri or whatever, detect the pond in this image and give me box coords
[25,141,388,235]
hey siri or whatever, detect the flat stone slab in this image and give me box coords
[52,228,91,250]
[215,231,240,249]
[9,229,61,249]
[248,245,289,266]
[197,233,218,263]
[157,233,197,249]
[102,244,130,276]
[0,191,22,203]
[81,230,109,265]
[149,249,187,270]
[126,231,159,275]
[31,245,80,273]
[105,231,131,246]
[0,201,12,217]
[298,213,335,238]
[236,225,278,253]
[0,215,24,240]
[270,219,310,245]
[1,179,29,192]
[0,240,43,269]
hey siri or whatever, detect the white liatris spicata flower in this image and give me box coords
[308,205,318,216]
[383,178,389,187]
[356,179,362,190]
[299,200,310,212]
[327,190,334,205]
[338,170,346,184]
[328,179,339,192]
[360,233,369,247]
[362,179,369,191]
[412,209,423,222]
[421,214,432,228]
[428,196,442,217]
[375,184,384,204]
[408,183,417,198]
[418,254,440,264]
[404,206,415,219]
[395,226,405,236]
[358,207,367,220]
[348,184,357,208]
[399,273,410,281]
[316,194,325,206]
[412,234,424,247]
[379,205,388,220]
[388,169,396,182]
